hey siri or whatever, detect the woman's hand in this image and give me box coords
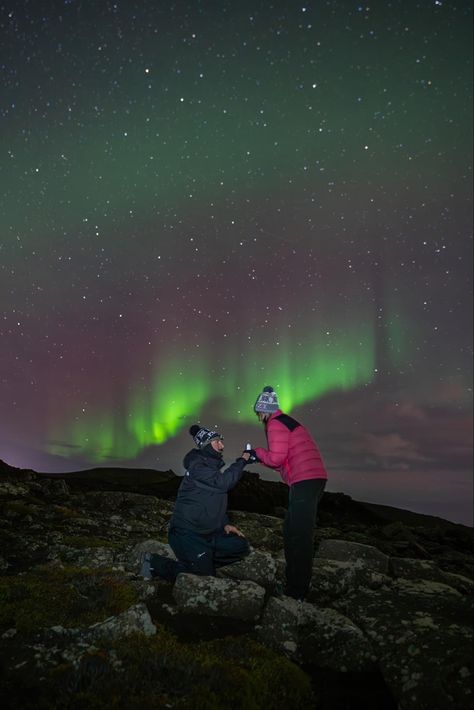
[224,524,245,537]
[241,449,259,463]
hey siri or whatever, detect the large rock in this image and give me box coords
[2,604,157,678]
[74,602,156,641]
[258,596,375,672]
[333,577,473,709]
[316,539,389,574]
[173,573,265,620]
[39,602,156,645]
[226,510,285,552]
[216,549,277,587]
[308,557,388,604]
[38,477,70,498]
[390,557,474,595]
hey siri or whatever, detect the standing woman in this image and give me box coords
[252,386,328,600]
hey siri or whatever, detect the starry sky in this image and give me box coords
[1,0,472,525]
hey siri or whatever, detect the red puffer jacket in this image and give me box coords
[255,410,328,486]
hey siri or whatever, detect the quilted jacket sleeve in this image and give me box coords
[190,457,247,492]
[255,419,290,468]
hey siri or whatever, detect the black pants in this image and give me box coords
[284,478,326,600]
[150,527,250,582]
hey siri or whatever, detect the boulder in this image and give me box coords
[258,596,375,672]
[226,510,284,552]
[316,539,389,574]
[173,573,265,620]
[127,539,176,571]
[390,557,474,595]
[79,602,156,641]
[216,549,277,587]
[1,604,157,677]
[39,477,70,498]
[308,557,389,604]
[333,576,473,709]
[40,602,157,645]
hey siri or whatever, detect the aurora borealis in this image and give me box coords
[1,1,472,524]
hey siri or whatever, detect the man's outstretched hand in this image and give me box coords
[245,448,260,463]
[224,524,245,537]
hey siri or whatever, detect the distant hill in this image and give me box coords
[41,465,181,499]
[0,458,470,533]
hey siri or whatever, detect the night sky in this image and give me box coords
[1,1,472,525]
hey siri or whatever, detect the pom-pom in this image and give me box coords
[263,385,274,393]
[189,424,200,436]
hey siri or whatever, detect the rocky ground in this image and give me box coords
[0,459,472,709]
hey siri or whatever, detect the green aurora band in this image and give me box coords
[48,321,377,462]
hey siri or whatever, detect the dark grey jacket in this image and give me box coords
[169,448,247,534]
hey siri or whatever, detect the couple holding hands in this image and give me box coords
[142,385,328,601]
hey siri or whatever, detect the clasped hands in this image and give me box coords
[241,448,260,463]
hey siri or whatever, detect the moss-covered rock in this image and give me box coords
[24,629,313,710]
[0,566,139,633]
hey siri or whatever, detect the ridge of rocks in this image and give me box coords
[0,460,472,709]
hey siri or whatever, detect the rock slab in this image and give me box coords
[173,573,265,620]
